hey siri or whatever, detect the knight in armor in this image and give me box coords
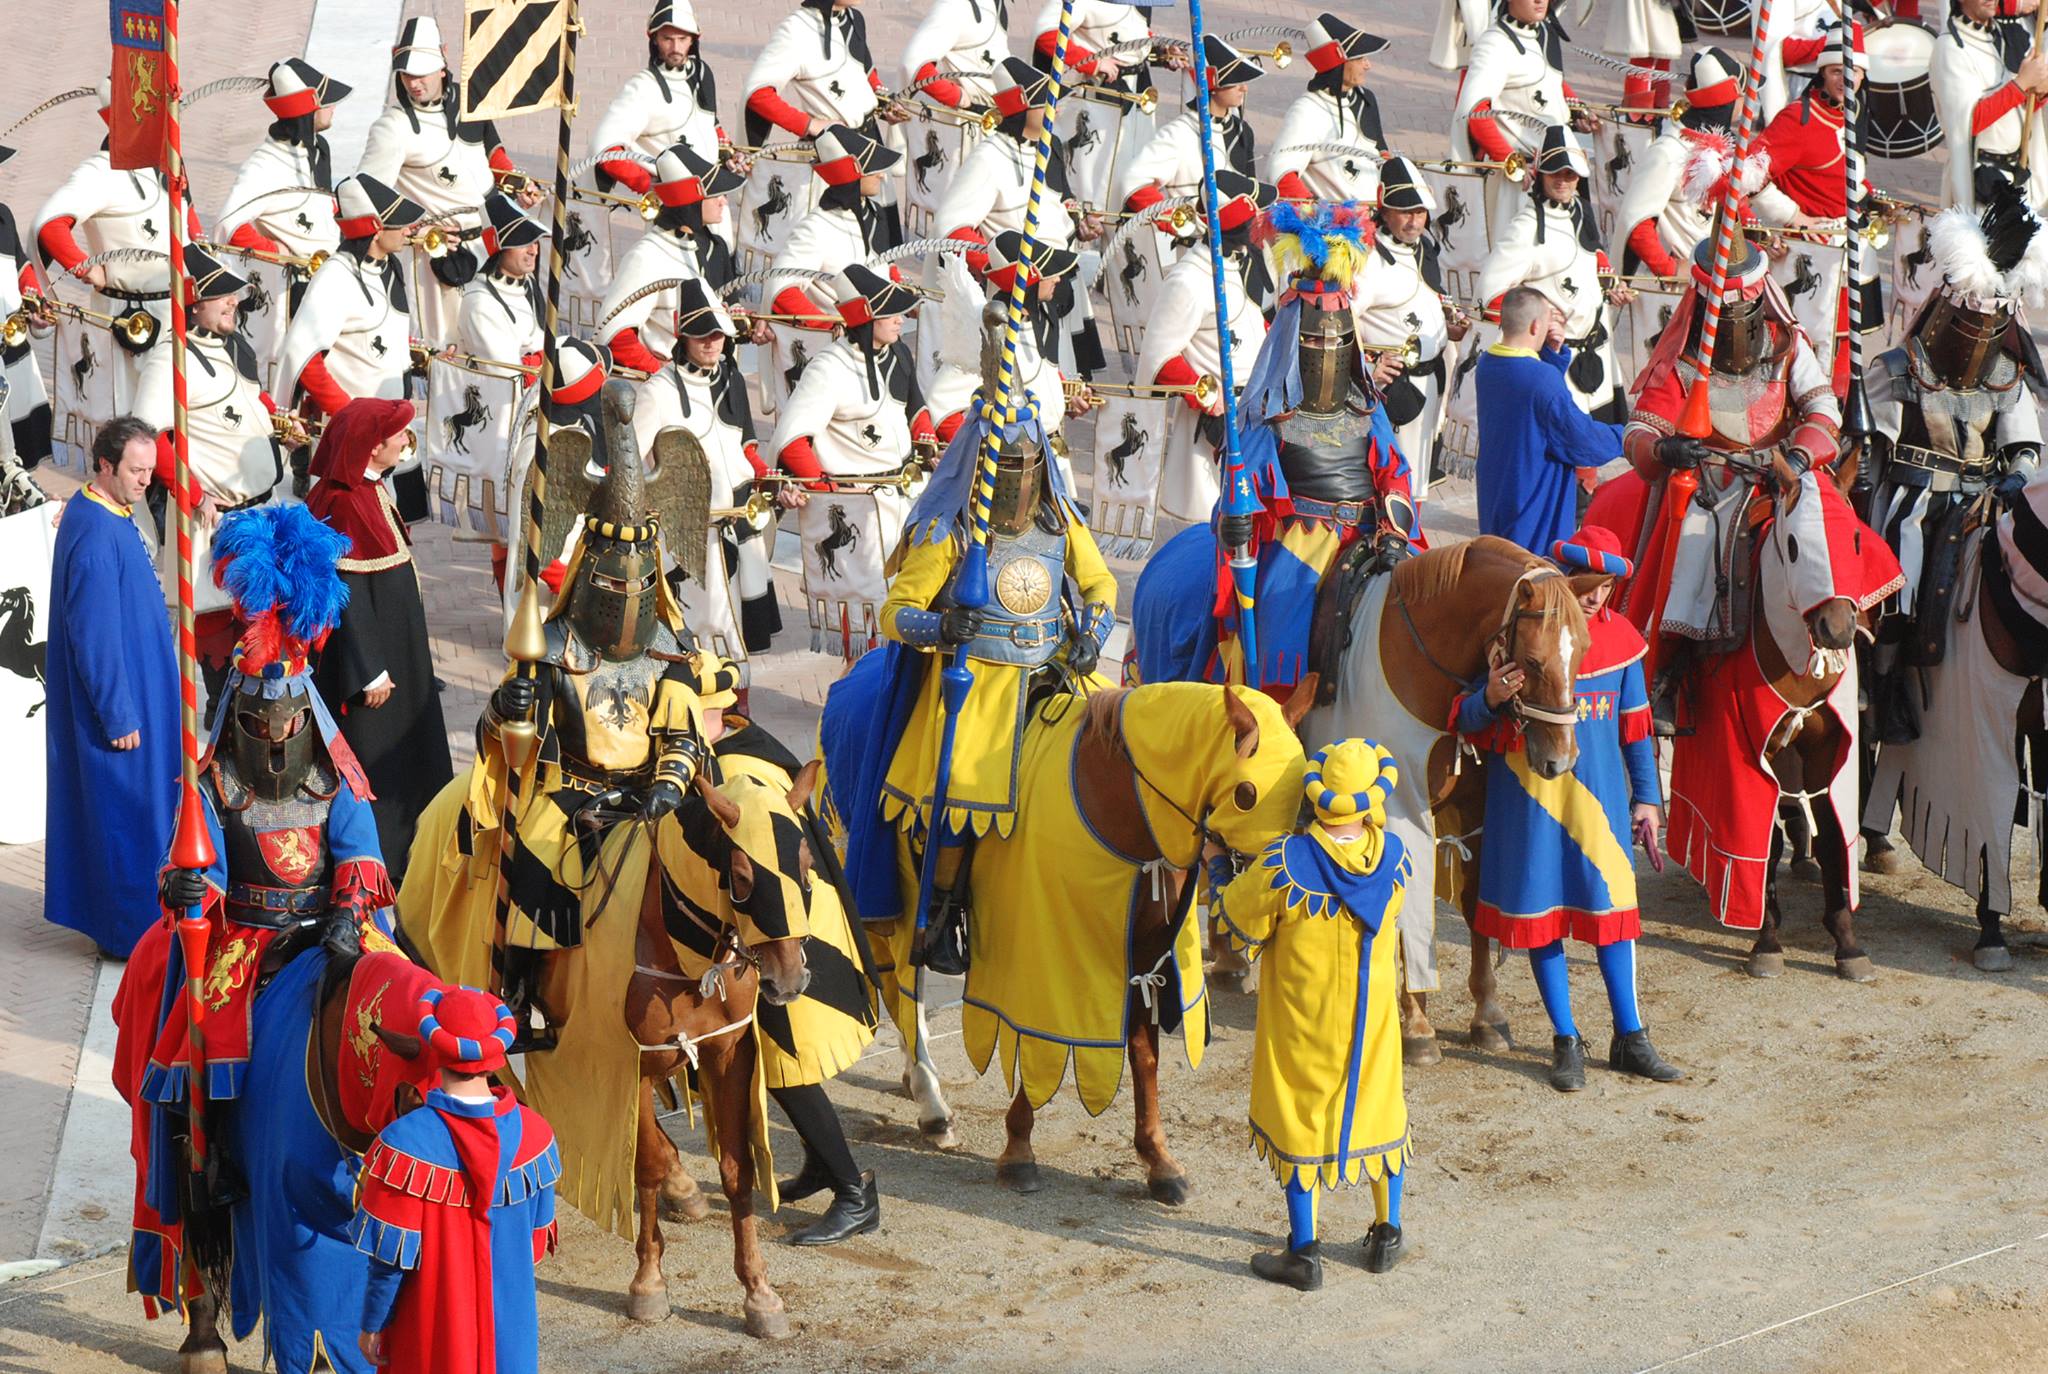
[1748,18,1881,391]
[498,336,613,616]
[771,263,939,658]
[0,143,53,472]
[33,80,194,445]
[591,3,729,199]
[936,57,1101,374]
[1213,203,1422,693]
[1269,15,1390,207]
[277,174,424,506]
[1351,157,1471,504]
[215,59,351,386]
[738,0,912,265]
[358,16,539,346]
[1864,184,2045,744]
[1476,125,1630,423]
[485,382,712,1040]
[1930,0,2048,214]
[875,302,1117,972]
[1133,169,1272,526]
[596,143,746,452]
[1620,219,1842,731]
[664,279,783,679]
[134,245,292,700]
[762,124,904,415]
[1611,48,1741,282]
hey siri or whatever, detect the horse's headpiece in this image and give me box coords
[414,986,516,1076]
[1305,739,1398,827]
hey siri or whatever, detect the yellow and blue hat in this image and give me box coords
[1304,739,1398,826]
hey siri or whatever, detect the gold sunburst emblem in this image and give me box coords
[994,557,1053,615]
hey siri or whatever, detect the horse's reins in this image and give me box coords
[632,886,778,1068]
[1397,566,1579,728]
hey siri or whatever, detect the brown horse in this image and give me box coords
[1304,536,1590,1063]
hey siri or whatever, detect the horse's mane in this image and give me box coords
[1391,536,1543,606]
[1080,687,1131,757]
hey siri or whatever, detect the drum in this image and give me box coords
[1693,0,1750,38]
[1865,22,1943,158]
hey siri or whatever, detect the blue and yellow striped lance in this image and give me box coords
[911,0,1089,951]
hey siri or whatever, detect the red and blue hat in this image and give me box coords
[1552,525,1633,580]
[415,986,517,1074]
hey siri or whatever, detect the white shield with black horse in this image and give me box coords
[424,357,529,540]
[1088,394,1172,559]
[800,486,910,658]
[0,500,56,843]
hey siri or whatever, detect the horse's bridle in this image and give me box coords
[1398,566,1579,728]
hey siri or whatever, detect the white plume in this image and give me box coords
[1927,206,2002,303]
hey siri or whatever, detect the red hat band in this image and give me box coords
[1217,195,1258,233]
[814,154,861,187]
[654,175,704,207]
[837,297,874,328]
[1305,40,1345,72]
[1690,77,1737,107]
[992,85,1029,119]
[552,359,605,406]
[266,89,321,119]
[337,214,381,239]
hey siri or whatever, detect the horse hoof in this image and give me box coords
[1209,967,1249,995]
[1790,858,1823,883]
[995,1160,1044,1194]
[1974,945,2016,973]
[179,1348,228,1374]
[1469,1021,1512,1054]
[1402,1035,1443,1067]
[1861,846,1905,876]
[1147,1173,1193,1207]
[743,1296,792,1340]
[1745,951,1785,979]
[660,1190,712,1223]
[625,1289,670,1324]
[919,1116,961,1150]
[1835,954,1877,983]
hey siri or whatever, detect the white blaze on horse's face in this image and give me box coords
[1765,470,1859,667]
[1518,575,1584,781]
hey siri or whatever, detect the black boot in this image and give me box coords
[1608,1029,1685,1082]
[1549,1034,1586,1093]
[500,948,558,1055]
[1362,1222,1405,1274]
[1249,1240,1323,1292]
[915,890,971,976]
[776,1150,835,1206]
[788,1171,880,1246]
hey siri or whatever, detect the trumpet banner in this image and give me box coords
[1087,394,1171,559]
[459,0,571,122]
[902,119,976,238]
[799,485,911,660]
[1101,222,1178,360]
[422,355,531,540]
[0,501,57,843]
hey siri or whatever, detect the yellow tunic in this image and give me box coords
[878,520,1119,839]
[1223,824,1412,1191]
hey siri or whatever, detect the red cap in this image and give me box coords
[415,986,517,1075]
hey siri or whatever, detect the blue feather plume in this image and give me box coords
[212,505,351,641]
[1260,200,1371,281]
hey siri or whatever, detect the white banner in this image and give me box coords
[0,502,58,844]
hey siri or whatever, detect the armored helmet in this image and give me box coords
[1686,218,1776,375]
[1295,276,1358,414]
[229,674,320,803]
[564,383,666,661]
[1916,182,2045,390]
[974,297,1049,537]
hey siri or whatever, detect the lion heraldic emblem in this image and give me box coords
[258,825,323,885]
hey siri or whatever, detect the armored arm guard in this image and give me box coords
[652,728,707,794]
[891,606,948,648]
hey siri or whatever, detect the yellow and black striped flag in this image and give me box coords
[459,0,570,121]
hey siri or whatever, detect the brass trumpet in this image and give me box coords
[709,490,778,522]
[203,240,329,274]
[1098,202,1198,233]
[416,223,482,255]
[722,142,818,164]
[1601,272,1686,289]
[412,343,539,381]
[915,102,1001,133]
[1414,152,1527,180]
[1071,84,1158,116]
[1570,97,1689,123]
[1238,40,1293,68]
[571,185,663,221]
[1358,336,1421,366]
[1065,374,1218,404]
[733,307,839,328]
[7,294,159,349]
[271,411,324,442]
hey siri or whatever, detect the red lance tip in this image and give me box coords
[1677,374,1714,439]
[169,779,216,872]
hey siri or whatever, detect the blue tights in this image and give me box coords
[1527,939,1644,1039]
[1282,1169,1404,1249]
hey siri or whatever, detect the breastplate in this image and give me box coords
[218,777,336,924]
[948,523,1069,668]
[559,653,665,778]
[1277,394,1380,504]
[1705,368,1790,452]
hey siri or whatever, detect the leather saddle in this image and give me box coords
[1304,537,1382,708]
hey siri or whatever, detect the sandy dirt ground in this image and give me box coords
[5,847,2047,1374]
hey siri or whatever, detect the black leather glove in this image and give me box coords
[1655,436,1709,471]
[492,676,537,720]
[1218,513,1254,550]
[160,867,207,910]
[1374,528,1411,565]
[940,606,983,644]
[1995,467,2032,507]
[642,780,684,821]
[1067,633,1101,678]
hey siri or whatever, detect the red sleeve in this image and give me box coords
[607,326,666,374]
[298,353,352,416]
[914,62,962,108]
[1037,30,1100,74]
[1465,102,1514,162]
[1626,219,1680,277]
[936,409,965,444]
[187,204,203,241]
[910,408,937,444]
[258,391,278,414]
[1154,355,1207,412]
[771,284,836,328]
[599,152,653,193]
[1780,36,1827,68]
[15,262,34,295]
[1595,250,1612,274]
[37,216,85,273]
[943,224,989,276]
[489,146,515,174]
[778,435,833,489]
[743,440,766,478]
[228,220,282,258]
[152,432,203,506]
[869,69,885,92]
[1975,81,2027,135]
[1562,80,1578,102]
[1122,182,1165,215]
[747,86,814,137]
[1276,171,1312,201]
[521,350,544,371]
